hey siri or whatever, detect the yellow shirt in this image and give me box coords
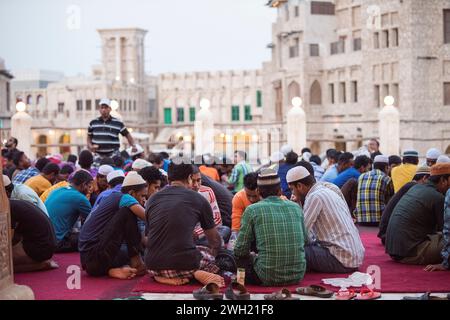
[25,175,52,197]
[391,163,418,193]
[40,181,70,203]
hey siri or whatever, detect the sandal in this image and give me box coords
[193,283,224,300]
[296,285,334,298]
[225,282,251,300]
[335,288,356,300]
[264,288,299,300]
[355,287,381,300]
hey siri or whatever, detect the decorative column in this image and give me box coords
[378,96,400,156]
[287,97,307,154]
[0,143,34,300]
[11,102,33,159]
[194,99,215,156]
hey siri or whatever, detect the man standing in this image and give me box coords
[288,166,365,273]
[386,164,450,265]
[5,137,19,153]
[368,139,382,160]
[234,169,307,286]
[87,98,137,157]
[391,150,419,193]
[228,151,253,194]
[355,155,394,226]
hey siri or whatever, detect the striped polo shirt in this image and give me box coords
[87,116,129,155]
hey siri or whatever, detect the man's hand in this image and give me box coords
[424,263,447,272]
[131,145,138,153]
[88,144,99,152]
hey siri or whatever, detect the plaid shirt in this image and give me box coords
[12,167,39,184]
[355,169,394,223]
[442,190,450,269]
[234,196,307,286]
[228,161,253,193]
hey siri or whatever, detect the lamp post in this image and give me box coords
[194,99,214,156]
[378,96,400,156]
[11,102,33,158]
[287,97,307,154]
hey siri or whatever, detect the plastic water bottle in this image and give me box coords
[227,232,238,251]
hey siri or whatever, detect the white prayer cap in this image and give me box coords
[2,175,11,187]
[302,152,312,162]
[286,166,310,184]
[426,148,441,160]
[98,165,114,176]
[122,171,146,188]
[374,155,389,164]
[270,151,285,163]
[281,145,293,156]
[107,170,125,183]
[127,144,144,157]
[99,98,111,107]
[159,169,168,177]
[132,159,152,170]
[437,155,450,163]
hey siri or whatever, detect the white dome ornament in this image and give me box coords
[287,97,307,154]
[378,96,400,157]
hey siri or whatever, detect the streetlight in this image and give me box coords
[16,101,26,112]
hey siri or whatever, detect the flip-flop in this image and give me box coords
[225,282,251,300]
[193,283,224,300]
[335,288,357,300]
[296,285,334,298]
[264,288,299,300]
[355,288,382,300]
[403,292,450,300]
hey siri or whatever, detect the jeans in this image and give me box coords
[195,225,232,247]
[305,243,358,274]
[81,207,142,277]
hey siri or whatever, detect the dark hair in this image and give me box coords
[296,161,315,178]
[100,157,115,166]
[42,163,60,175]
[374,162,389,172]
[258,184,281,199]
[403,156,419,165]
[78,150,93,169]
[67,154,77,164]
[413,174,430,181]
[389,155,402,166]
[109,176,125,188]
[285,151,299,165]
[369,139,380,147]
[70,170,93,186]
[12,151,25,166]
[338,152,354,164]
[139,166,163,184]
[160,152,170,160]
[10,137,18,146]
[35,158,50,172]
[301,148,312,154]
[191,165,200,175]
[148,153,163,165]
[5,183,14,195]
[291,174,316,188]
[429,174,450,184]
[112,155,124,168]
[326,149,337,158]
[244,172,258,191]
[121,183,147,194]
[120,150,130,159]
[310,155,322,166]
[354,155,370,170]
[168,160,193,182]
[235,150,247,161]
[60,165,74,175]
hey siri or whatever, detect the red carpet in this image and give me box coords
[14,253,140,300]
[133,231,450,294]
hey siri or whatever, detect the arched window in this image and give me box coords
[445,145,450,155]
[26,95,33,105]
[310,80,322,105]
[37,95,44,107]
[59,134,71,155]
[37,135,48,158]
[288,81,301,104]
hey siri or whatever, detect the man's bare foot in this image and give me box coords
[154,276,190,286]
[194,270,225,288]
[43,260,59,270]
[130,256,147,277]
[108,267,138,280]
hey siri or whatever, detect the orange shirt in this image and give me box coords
[199,166,220,182]
[231,189,252,232]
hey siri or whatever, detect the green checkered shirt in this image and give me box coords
[234,196,307,286]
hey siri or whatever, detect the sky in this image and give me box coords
[0,0,277,76]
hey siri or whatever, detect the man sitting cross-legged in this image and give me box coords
[233,169,307,286]
[46,170,93,253]
[145,159,224,287]
[79,172,148,280]
[386,163,450,265]
[9,199,58,273]
[288,166,365,273]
